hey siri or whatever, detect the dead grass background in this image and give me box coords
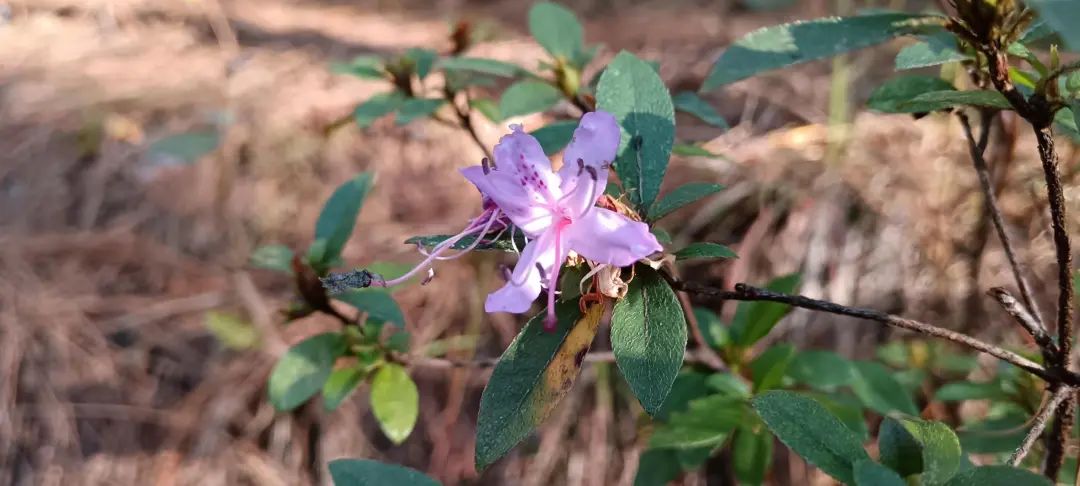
[2,0,1079,484]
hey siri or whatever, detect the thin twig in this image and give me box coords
[401,349,718,369]
[1008,385,1073,466]
[989,287,1055,355]
[958,111,1045,328]
[1032,127,1074,370]
[672,280,1059,382]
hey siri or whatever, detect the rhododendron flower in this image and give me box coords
[461,111,662,330]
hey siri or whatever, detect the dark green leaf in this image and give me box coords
[851,361,919,415]
[703,13,944,89]
[730,273,801,347]
[787,350,856,391]
[693,307,728,351]
[528,2,584,61]
[500,80,562,118]
[470,98,502,123]
[310,172,374,265]
[854,460,906,486]
[895,33,969,70]
[733,422,773,485]
[405,48,438,80]
[633,449,684,486]
[806,392,869,439]
[322,367,365,411]
[935,381,1007,402]
[944,466,1052,486]
[530,120,578,155]
[674,242,738,261]
[147,131,220,165]
[268,333,346,411]
[334,288,405,327]
[866,75,956,113]
[1056,106,1080,143]
[250,244,294,274]
[649,395,744,449]
[557,263,587,302]
[396,98,445,125]
[596,51,676,213]
[650,182,725,221]
[749,344,795,393]
[328,459,440,486]
[901,90,1011,112]
[386,331,410,353]
[650,227,672,245]
[880,416,961,484]
[331,55,385,79]
[752,390,870,484]
[704,372,751,398]
[1027,0,1080,50]
[611,267,687,415]
[475,302,602,469]
[438,57,526,77]
[655,371,712,421]
[404,231,526,253]
[672,91,729,129]
[370,363,419,444]
[957,409,1029,454]
[355,92,406,128]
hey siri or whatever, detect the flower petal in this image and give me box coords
[461,166,552,235]
[565,207,662,267]
[557,111,621,217]
[493,124,563,204]
[485,228,566,313]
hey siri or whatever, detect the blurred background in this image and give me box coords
[2,0,1076,484]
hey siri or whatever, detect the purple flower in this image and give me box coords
[461,111,662,330]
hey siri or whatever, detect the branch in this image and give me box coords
[673,280,1058,382]
[1033,127,1074,370]
[1043,389,1074,479]
[958,111,1045,328]
[401,349,722,369]
[1008,385,1073,466]
[989,287,1055,355]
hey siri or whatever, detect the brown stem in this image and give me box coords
[671,280,1061,382]
[1043,386,1074,479]
[989,287,1055,356]
[1033,127,1074,371]
[1008,386,1072,467]
[959,111,1045,328]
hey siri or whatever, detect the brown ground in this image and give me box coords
[2,0,1078,485]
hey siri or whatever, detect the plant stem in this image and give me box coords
[1008,385,1072,467]
[1033,126,1074,371]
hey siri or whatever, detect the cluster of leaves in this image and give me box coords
[232,1,1080,485]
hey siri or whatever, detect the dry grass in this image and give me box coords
[2,0,1079,484]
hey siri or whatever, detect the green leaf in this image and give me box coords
[850,361,919,415]
[250,244,294,274]
[311,172,374,266]
[880,416,961,484]
[867,75,956,113]
[671,143,723,158]
[650,227,673,245]
[957,408,1030,454]
[475,302,603,469]
[935,381,1007,402]
[499,80,563,118]
[328,459,440,486]
[806,392,869,439]
[438,56,526,77]
[854,460,906,486]
[633,449,685,486]
[147,131,220,165]
[705,372,751,398]
[895,33,969,70]
[396,98,445,125]
[529,120,578,155]
[204,311,259,350]
[370,363,419,444]
[655,370,712,421]
[733,423,773,485]
[322,367,365,411]
[596,51,676,213]
[787,350,856,391]
[470,98,502,123]
[404,231,526,253]
[752,390,870,484]
[672,91,729,129]
[405,48,438,80]
[268,333,346,411]
[674,242,738,261]
[331,55,385,79]
[528,2,584,61]
[694,307,729,351]
[944,466,1052,486]
[354,92,406,128]
[334,288,405,327]
[649,395,744,449]
[702,13,944,89]
[901,90,1011,112]
[1027,0,1080,51]
[650,182,725,221]
[730,273,801,347]
[749,344,795,393]
[611,267,687,415]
